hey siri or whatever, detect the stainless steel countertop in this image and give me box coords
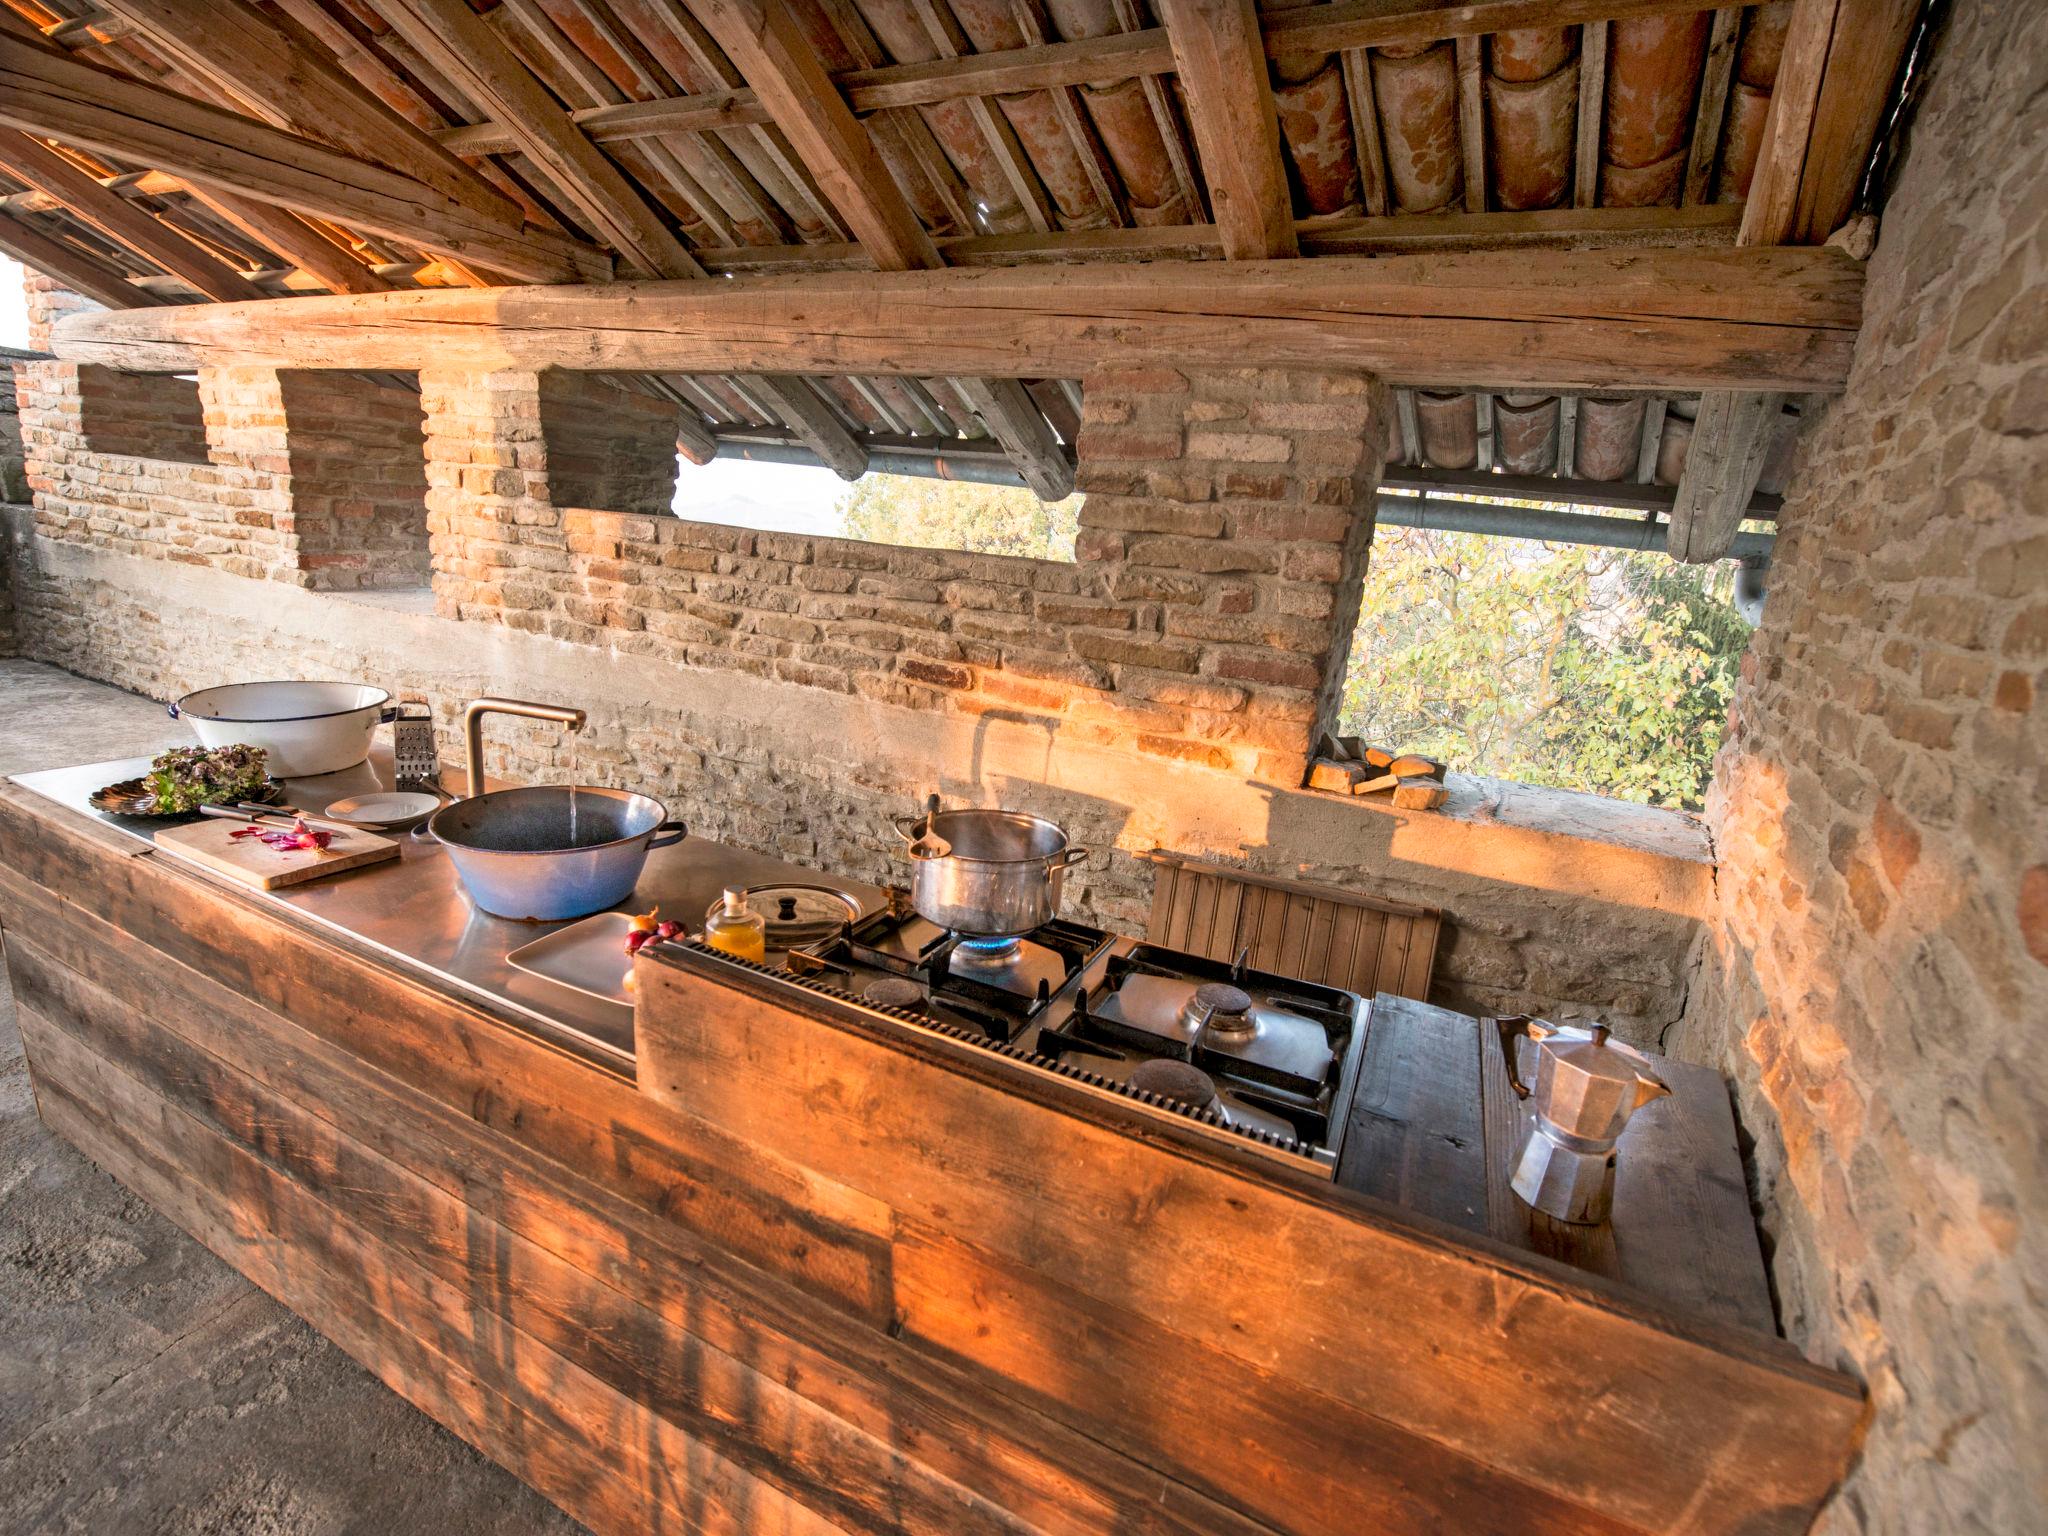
[9,747,887,1072]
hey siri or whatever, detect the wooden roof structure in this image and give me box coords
[0,0,1914,558]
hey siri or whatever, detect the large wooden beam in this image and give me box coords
[682,0,1070,497]
[1157,0,1298,259]
[0,129,263,301]
[1666,391,1788,562]
[91,0,519,227]
[50,246,1865,396]
[0,208,153,310]
[0,29,605,284]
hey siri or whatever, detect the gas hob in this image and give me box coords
[769,902,1371,1175]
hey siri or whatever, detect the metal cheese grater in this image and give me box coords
[390,700,441,789]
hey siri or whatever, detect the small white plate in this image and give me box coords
[507,911,637,1008]
[323,790,443,829]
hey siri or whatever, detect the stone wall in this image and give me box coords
[22,271,94,354]
[1675,3,2048,1529]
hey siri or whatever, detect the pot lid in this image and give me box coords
[708,884,861,946]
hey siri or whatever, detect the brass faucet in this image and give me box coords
[462,696,586,797]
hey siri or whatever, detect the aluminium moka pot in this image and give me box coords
[1496,1017,1671,1225]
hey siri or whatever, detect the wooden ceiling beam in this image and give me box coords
[373,0,695,281]
[50,245,1863,398]
[1156,0,1297,260]
[0,208,159,311]
[1666,390,1786,562]
[683,0,939,271]
[92,0,520,227]
[0,30,605,284]
[0,128,263,301]
[176,184,395,296]
[1671,0,1903,562]
[682,0,1072,496]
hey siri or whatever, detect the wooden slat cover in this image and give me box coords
[1144,850,1442,1000]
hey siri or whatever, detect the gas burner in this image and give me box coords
[950,934,1023,970]
[1129,1057,1221,1111]
[776,907,1369,1175]
[1183,982,1254,1039]
[864,976,925,1012]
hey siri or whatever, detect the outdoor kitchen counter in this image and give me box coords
[6,748,889,1070]
[0,780,1866,1536]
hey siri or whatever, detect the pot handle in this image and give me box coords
[378,706,401,724]
[166,700,181,719]
[892,794,951,859]
[1049,846,1089,871]
[646,819,688,851]
[1494,1016,1556,1100]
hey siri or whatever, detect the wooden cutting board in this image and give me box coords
[152,817,401,890]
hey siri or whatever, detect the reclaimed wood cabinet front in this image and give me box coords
[0,788,1863,1536]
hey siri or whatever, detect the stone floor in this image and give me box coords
[0,658,587,1536]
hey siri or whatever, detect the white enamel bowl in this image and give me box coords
[170,680,394,778]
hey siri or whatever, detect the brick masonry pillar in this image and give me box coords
[420,368,682,633]
[1073,366,1390,781]
[22,272,98,354]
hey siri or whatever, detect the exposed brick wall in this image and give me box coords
[1,363,23,505]
[433,365,1387,781]
[278,371,430,590]
[539,372,682,516]
[18,363,428,588]
[1677,3,2047,1529]
[77,368,208,464]
[19,363,294,579]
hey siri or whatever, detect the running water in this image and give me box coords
[563,739,582,848]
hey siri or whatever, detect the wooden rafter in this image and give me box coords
[686,1,936,270]
[0,128,262,301]
[1666,390,1785,562]
[376,0,695,281]
[91,0,518,225]
[176,184,394,296]
[1672,0,1909,562]
[1156,0,1297,260]
[0,207,154,310]
[684,0,1074,499]
[49,246,1864,398]
[0,29,605,284]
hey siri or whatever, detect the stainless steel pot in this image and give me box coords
[891,795,1087,937]
[429,786,685,922]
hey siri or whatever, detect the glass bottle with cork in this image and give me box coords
[703,886,767,964]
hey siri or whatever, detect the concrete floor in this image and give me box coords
[0,659,588,1535]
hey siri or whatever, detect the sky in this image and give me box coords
[672,452,849,536]
[1,257,28,350]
